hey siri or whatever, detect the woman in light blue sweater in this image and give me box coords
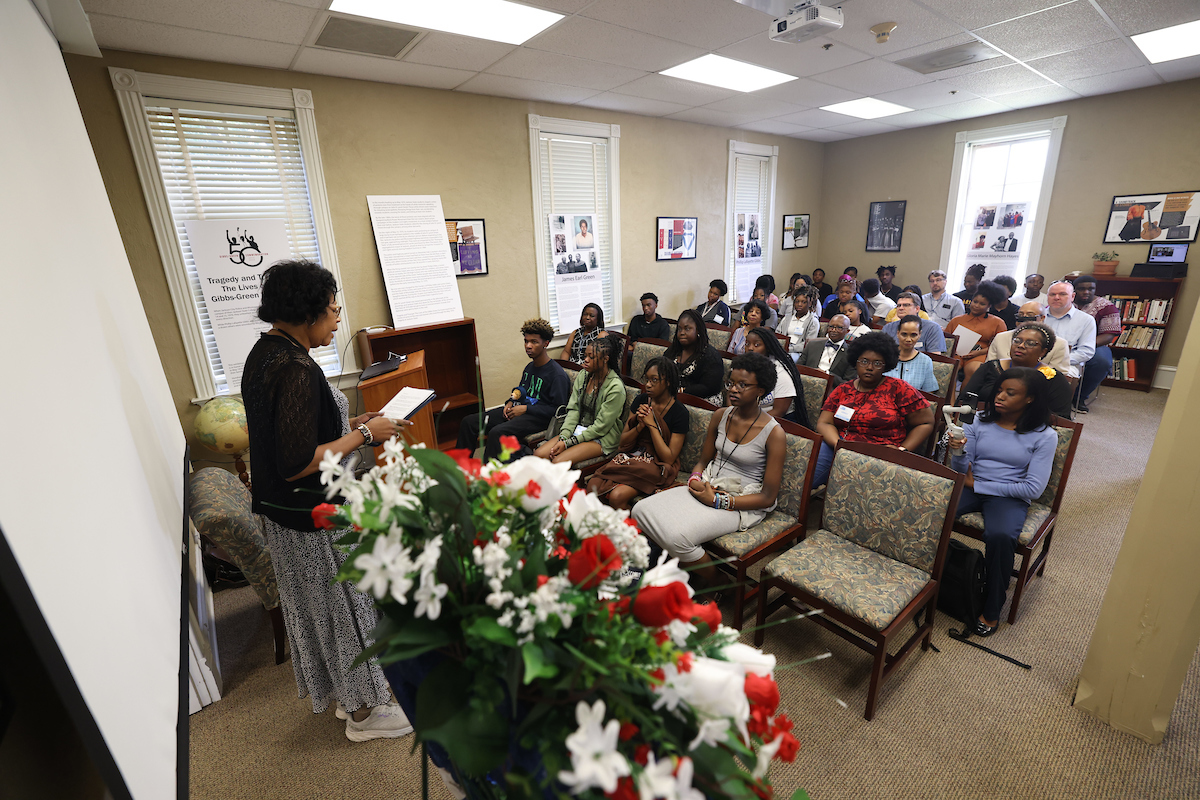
[949,366,1058,637]
[884,315,939,394]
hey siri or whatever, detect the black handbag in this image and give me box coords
[937,540,986,624]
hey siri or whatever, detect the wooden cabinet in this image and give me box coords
[1095,276,1183,393]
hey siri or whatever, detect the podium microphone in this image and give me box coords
[432,400,451,447]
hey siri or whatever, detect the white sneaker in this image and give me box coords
[334,703,349,720]
[344,703,414,742]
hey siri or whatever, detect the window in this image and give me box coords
[939,117,1067,293]
[724,141,778,304]
[109,69,351,401]
[528,114,622,335]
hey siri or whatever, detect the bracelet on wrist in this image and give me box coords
[357,423,375,446]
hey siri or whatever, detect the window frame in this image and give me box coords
[724,140,779,305]
[108,68,355,403]
[527,113,623,342]
[937,116,1068,287]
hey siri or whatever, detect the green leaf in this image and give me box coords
[790,790,812,800]
[409,447,468,499]
[415,662,509,776]
[466,616,518,647]
[521,641,559,684]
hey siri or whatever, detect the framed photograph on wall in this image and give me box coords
[655,217,697,260]
[1102,192,1199,244]
[866,201,906,252]
[446,219,489,276]
[781,214,809,249]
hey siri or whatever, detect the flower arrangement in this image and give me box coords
[314,436,808,800]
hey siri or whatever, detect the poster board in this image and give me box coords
[446,218,488,276]
[866,200,905,252]
[734,212,763,300]
[554,271,603,333]
[1102,192,1199,244]
[782,214,809,249]
[368,195,464,329]
[964,200,1027,284]
[656,216,697,260]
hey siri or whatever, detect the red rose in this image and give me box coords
[752,782,773,800]
[774,731,799,763]
[525,479,542,499]
[654,630,670,646]
[618,722,638,741]
[537,574,550,588]
[675,652,693,673]
[606,776,637,800]
[633,582,693,628]
[487,471,511,487]
[633,744,652,766]
[648,668,665,685]
[606,597,631,619]
[744,674,780,715]
[551,545,570,560]
[771,713,793,735]
[499,434,521,453]
[747,706,771,737]
[446,449,482,477]
[567,535,622,588]
[691,602,722,633]
[312,503,339,530]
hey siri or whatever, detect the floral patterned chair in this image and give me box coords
[706,324,732,352]
[754,442,964,720]
[953,415,1081,624]
[794,365,832,435]
[189,467,288,664]
[627,339,669,382]
[705,418,821,629]
[927,352,960,405]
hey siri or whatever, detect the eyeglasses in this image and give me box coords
[643,375,663,385]
[826,324,847,331]
[724,379,759,392]
[857,358,885,369]
[328,304,342,318]
[1015,314,1039,322]
[1011,337,1044,350]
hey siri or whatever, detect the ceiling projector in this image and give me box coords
[769,1,844,44]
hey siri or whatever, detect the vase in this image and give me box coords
[1092,260,1118,277]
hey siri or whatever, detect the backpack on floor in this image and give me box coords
[937,540,986,624]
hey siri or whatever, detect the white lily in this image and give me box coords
[413,571,448,620]
[753,734,783,780]
[636,752,677,800]
[557,700,629,794]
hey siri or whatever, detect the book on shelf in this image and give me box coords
[1109,357,1138,382]
[1102,295,1174,325]
[1115,326,1164,351]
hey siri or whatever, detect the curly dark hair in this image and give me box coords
[709,279,728,296]
[994,275,1017,296]
[860,277,881,295]
[973,280,1007,309]
[965,263,987,280]
[838,297,869,323]
[257,260,337,325]
[980,366,1052,433]
[730,351,777,396]
[665,308,712,360]
[846,331,900,373]
[754,274,776,295]
[642,356,680,395]
[742,299,771,326]
[520,318,555,343]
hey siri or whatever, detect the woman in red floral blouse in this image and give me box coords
[812,331,935,487]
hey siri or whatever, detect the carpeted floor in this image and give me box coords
[191,387,1200,800]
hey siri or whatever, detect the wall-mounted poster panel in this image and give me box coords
[656,216,697,260]
[1103,192,1199,244]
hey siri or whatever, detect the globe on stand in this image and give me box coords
[195,396,251,488]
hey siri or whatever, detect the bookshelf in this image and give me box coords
[1097,276,1183,393]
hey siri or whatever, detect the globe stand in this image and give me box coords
[234,451,251,491]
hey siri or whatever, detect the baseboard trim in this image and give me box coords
[1153,365,1176,390]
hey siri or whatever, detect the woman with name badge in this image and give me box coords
[535,336,625,467]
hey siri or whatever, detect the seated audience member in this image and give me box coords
[796,274,814,288]
[534,336,624,466]
[949,367,1058,637]
[588,358,688,510]
[844,266,859,286]
[777,285,821,353]
[902,285,926,310]
[860,278,896,324]
[821,277,865,317]
[1023,272,1048,307]
[749,285,780,329]
[632,352,786,589]
[946,280,1008,380]
[797,314,855,386]
[563,302,608,364]
[882,294,947,354]
[627,292,671,341]
[1042,280,1096,382]
[812,268,833,302]
[954,263,987,303]
[755,274,781,312]
[666,309,724,404]
[885,316,939,394]
[959,322,1073,421]
[778,273,804,320]
[811,331,934,487]
[697,279,733,326]
[839,299,873,341]
[923,269,965,328]
[744,326,812,428]
[989,302,1070,372]
[1072,275,1120,414]
[730,299,771,355]
[883,291,931,323]
[457,318,571,461]
[990,275,1019,329]
[877,265,903,303]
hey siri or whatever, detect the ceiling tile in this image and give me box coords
[874,80,979,109]
[930,97,1010,120]
[665,107,769,128]
[882,109,954,128]
[292,47,475,89]
[524,16,705,73]
[580,0,769,50]
[951,63,1052,96]
[573,92,691,117]
[923,0,1070,31]
[1025,39,1146,83]
[749,78,862,106]
[521,0,592,12]
[611,73,740,106]
[990,85,1079,109]
[402,32,514,72]
[795,128,857,141]
[974,2,1121,62]
[825,119,902,136]
[1063,66,1162,95]
[883,34,1016,79]
[774,107,860,128]
[716,35,872,78]
[455,73,599,104]
[81,0,318,44]
[1094,0,1200,37]
[273,0,332,8]
[1151,53,1200,82]
[810,57,934,94]
[486,49,646,91]
[823,0,964,56]
[736,119,815,136]
[701,94,806,119]
[87,14,300,68]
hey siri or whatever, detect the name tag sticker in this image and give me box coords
[714,314,724,324]
[835,405,855,422]
[573,424,587,437]
[942,303,951,309]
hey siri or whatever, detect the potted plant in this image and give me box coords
[1091,251,1119,277]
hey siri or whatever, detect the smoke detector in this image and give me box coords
[870,22,897,43]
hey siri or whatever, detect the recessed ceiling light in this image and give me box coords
[1131,19,1200,64]
[328,0,563,46]
[660,55,797,93]
[820,97,912,119]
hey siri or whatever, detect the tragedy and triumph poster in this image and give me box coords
[183,218,289,393]
[368,195,464,329]
[734,212,763,300]
[446,218,488,276]
[1103,192,1199,244]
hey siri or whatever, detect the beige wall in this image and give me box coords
[818,77,1200,373]
[65,50,823,446]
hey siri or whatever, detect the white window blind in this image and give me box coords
[537,134,616,332]
[144,104,340,394]
[729,153,772,303]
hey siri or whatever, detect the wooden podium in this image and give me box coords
[357,350,437,464]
